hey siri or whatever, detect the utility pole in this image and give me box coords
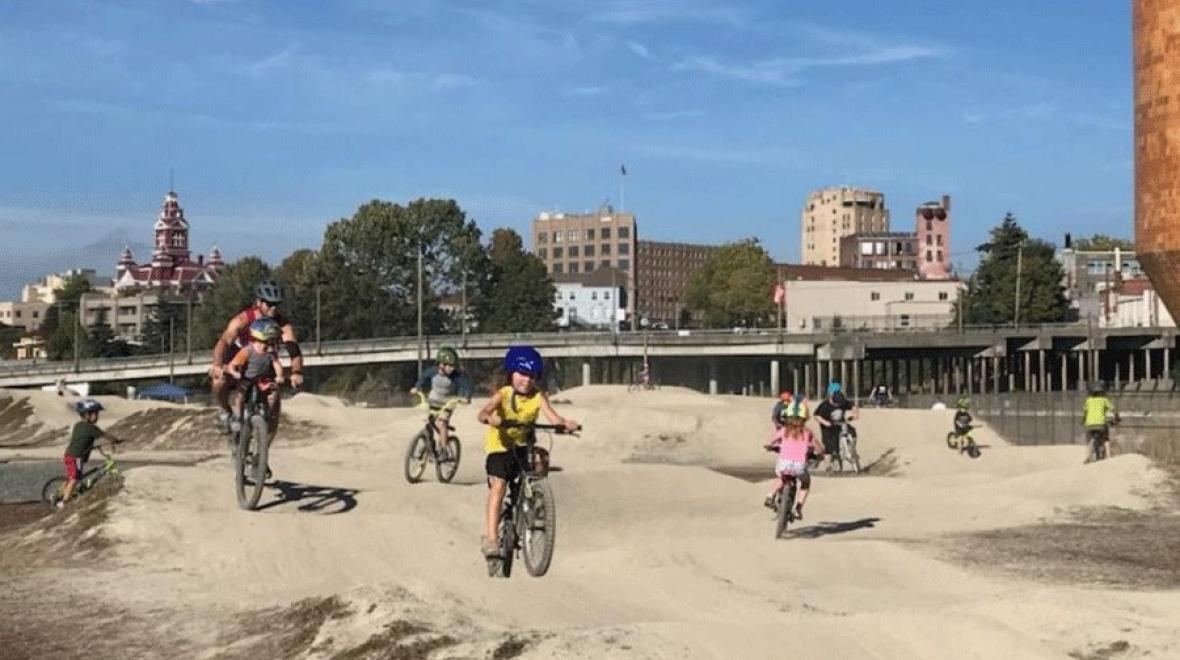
[1013,243,1025,329]
[185,296,193,364]
[460,270,468,348]
[168,315,175,384]
[315,283,322,356]
[416,237,424,375]
[73,301,81,373]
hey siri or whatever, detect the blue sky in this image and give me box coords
[0,0,1133,298]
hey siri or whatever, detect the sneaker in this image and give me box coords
[794,503,804,521]
[216,411,231,434]
[229,416,242,434]
[481,536,501,558]
[54,500,65,510]
[763,495,776,511]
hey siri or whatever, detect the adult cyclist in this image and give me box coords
[209,279,304,436]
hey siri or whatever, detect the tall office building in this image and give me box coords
[801,187,889,266]
[635,240,719,326]
[915,195,952,280]
[531,207,637,325]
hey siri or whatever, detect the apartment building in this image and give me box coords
[801,187,889,266]
[532,207,637,325]
[839,233,919,271]
[635,240,719,327]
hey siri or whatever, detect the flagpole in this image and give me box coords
[619,164,626,212]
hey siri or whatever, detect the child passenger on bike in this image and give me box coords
[476,345,579,558]
[764,401,825,520]
[410,346,473,457]
[225,318,285,433]
[60,398,123,507]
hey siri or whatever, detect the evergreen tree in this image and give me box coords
[1071,234,1134,251]
[87,307,129,358]
[476,228,559,332]
[138,300,187,355]
[47,311,91,361]
[41,273,92,346]
[961,213,1069,326]
[190,257,272,349]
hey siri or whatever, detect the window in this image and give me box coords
[899,314,911,328]
[553,263,563,274]
[591,291,598,301]
[14,310,21,318]
[926,235,933,245]
[569,290,577,300]
[926,219,932,232]
[32,311,39,318]
[569,262,579,274]
[926,251,933,263]
[870,292,881,301]
[585,229,595,240]
[554,231,562,243]
[938,292,949,301]
[583,244,595,257]
[601,259,611,268]
[537,248,547,259]
[874,241,885,256]
[601,243,611,255]
[584,261,594,272]
[604,290,611,300]
[552,247,563,258]
[568,230,579,242]
[601,227,611,239]
[537,233,548,244]
[618,227,630,239]
[937,250,943,262]
[618,259,630,272]
[904,292,915,301]
[568,246,579,258]
[936,234,943,246]
[618,243,630,255]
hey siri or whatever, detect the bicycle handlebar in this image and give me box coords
[412,391,469,411]
[498,420,581,435]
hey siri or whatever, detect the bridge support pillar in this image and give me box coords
[770,360,780,396]
[1038,350,1047,392]
[792,363,800,393]
[1115,359,1122,392]
[1060,354,1067,393]
[1130,350,1137,386]
[1146,347,1154,385]
[709,361,718,396]
[1164,346,1171,387]
[582,362,592,388]
[853,359,861,405]
[967,358,974,395]
[804,362,813,398]
[1023,352,1031,392]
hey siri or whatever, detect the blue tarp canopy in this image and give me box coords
[137,383,190,402]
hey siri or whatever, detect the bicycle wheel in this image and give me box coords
[966,439,981,459]
[234,420,252,508]
[41,476,67,511]
[522,479,556,577]
[846,437,861,474]
[497,508,516,578]
[404,430,430,483]
[236,415,269,510]
[434,436,461,483]
[946,432,959,450]
[774,482,792,539]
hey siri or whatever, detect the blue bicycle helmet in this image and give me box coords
[75,398,104,415]
[827,381,843,397]
[503,345,543,378]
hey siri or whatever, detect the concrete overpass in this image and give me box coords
[1,325,1174,397]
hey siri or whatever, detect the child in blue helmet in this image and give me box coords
[476,345,579,558]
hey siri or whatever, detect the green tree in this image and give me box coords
[685,239,776,328]
[47,311,91,361]
[1071,233,1134,251]
[476,228,559,333]
[314,198,482,340]
[40,273,92,341]
[190,256,272,350]
[87,307,132,358]
[961,213,1069,326]
[0,324,23,360]
[138,300,188,355]
[274,248,321,343]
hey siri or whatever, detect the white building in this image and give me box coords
[784,278,963,332]
[1099,283,1176,329]
[552,269,625,329]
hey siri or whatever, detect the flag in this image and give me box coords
[773,283,785,305]
[620,164,627,176]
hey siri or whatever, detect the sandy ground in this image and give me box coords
[1,385,1178,660]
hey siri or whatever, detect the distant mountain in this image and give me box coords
[0,227,151,299]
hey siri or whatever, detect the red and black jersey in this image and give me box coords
[232,306,290,349]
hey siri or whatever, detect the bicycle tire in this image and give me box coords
[522,479,556,577]
[234,418,252,509]
[946,432,959,450]
[774,483,792,539]
[404,430,429,483]
[966,440,981,459]
[497,511,516,578]
[434,436,461,483]
[41,476,67,511]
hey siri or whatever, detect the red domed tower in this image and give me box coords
[151,191,191,267]
[116,246,136,279]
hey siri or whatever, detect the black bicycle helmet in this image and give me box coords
[75,398,104,415]
[255,279,284,304]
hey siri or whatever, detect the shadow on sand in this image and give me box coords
[256,480,361,514]
[786,517,881,539]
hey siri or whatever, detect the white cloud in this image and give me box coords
[643,109,705,121]
[627,41,655,60]
[674,43,943,86]
[563,85,610,97]
[243,45,299,77]
[588,2,747,28]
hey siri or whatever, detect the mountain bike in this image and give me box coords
[487,421,578,578]
[764,444,799,539]
[835,419,861,473]
[41,445,120,511]
[233,379,278,511]
[404,393,466,484]
[1085,418,1120,463]
[946,425,981,458]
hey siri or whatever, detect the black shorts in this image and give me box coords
[821,428,840,456]
[486,447,530,482]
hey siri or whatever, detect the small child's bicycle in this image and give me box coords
[404,393,465,484]
[946,425,981,458]
[41,446,120,511]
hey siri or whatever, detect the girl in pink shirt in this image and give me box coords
[764,400,825,519]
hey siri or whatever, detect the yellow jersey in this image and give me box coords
[1083,395,1114,428]
[484,385,542,454]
